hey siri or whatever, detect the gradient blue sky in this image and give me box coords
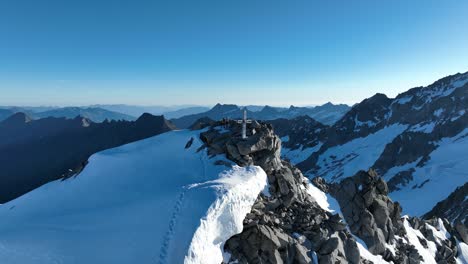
[1,0,468,106]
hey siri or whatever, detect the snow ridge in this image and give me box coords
[184,166,267,264]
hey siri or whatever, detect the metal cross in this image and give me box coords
[234,109,252,139]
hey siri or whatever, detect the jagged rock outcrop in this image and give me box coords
[407,217,463,263]
[199,121,362,263]
[327,169,404,257]
[316,169,467,263]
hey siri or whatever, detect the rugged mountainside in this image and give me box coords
[0,113,175,203]
[171,103,350,128]
[270,71,468,220]
[198,120,468,263]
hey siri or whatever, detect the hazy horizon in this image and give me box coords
[0,102,347,109]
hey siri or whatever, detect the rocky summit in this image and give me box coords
[199,120,361,263]
[195,119,468,263]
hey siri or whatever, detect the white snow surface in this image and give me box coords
[185,166,267,264]
[394,95,413,105]
[403,218,437,264]
[390,128,468,216]
[382,158,422,182]
[354,236,390,264]
[409,122,436,133]
[282,142,322,165]
[311,124,407,181]
[304,180,331,212]
[457,239,468,264]
[0,130,267,264]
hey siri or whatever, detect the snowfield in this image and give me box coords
[0,130,267,264]
[282,142,323,164]
[390,128,468,216]
[310,124,407,181]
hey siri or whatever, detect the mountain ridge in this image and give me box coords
[0,113,175,203]
[171,102,350,128]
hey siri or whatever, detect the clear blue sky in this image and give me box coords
[1,0,468,106]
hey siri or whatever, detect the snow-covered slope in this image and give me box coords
[389,128,468,216]
[0,130,267,264]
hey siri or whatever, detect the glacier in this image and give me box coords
[0,129,267,264]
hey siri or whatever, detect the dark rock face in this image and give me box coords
[328,170,405,257]
[0,113,175,203]
[199,122,362,264]
[423,182,468,227]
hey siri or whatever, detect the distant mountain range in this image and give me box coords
[1,103,350,125]
[0,105,212,122]
[171,102,350,128]
[33,107,136,122]
[0,106,136,122]
[0,112,175,203]
[91,104,211,118]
